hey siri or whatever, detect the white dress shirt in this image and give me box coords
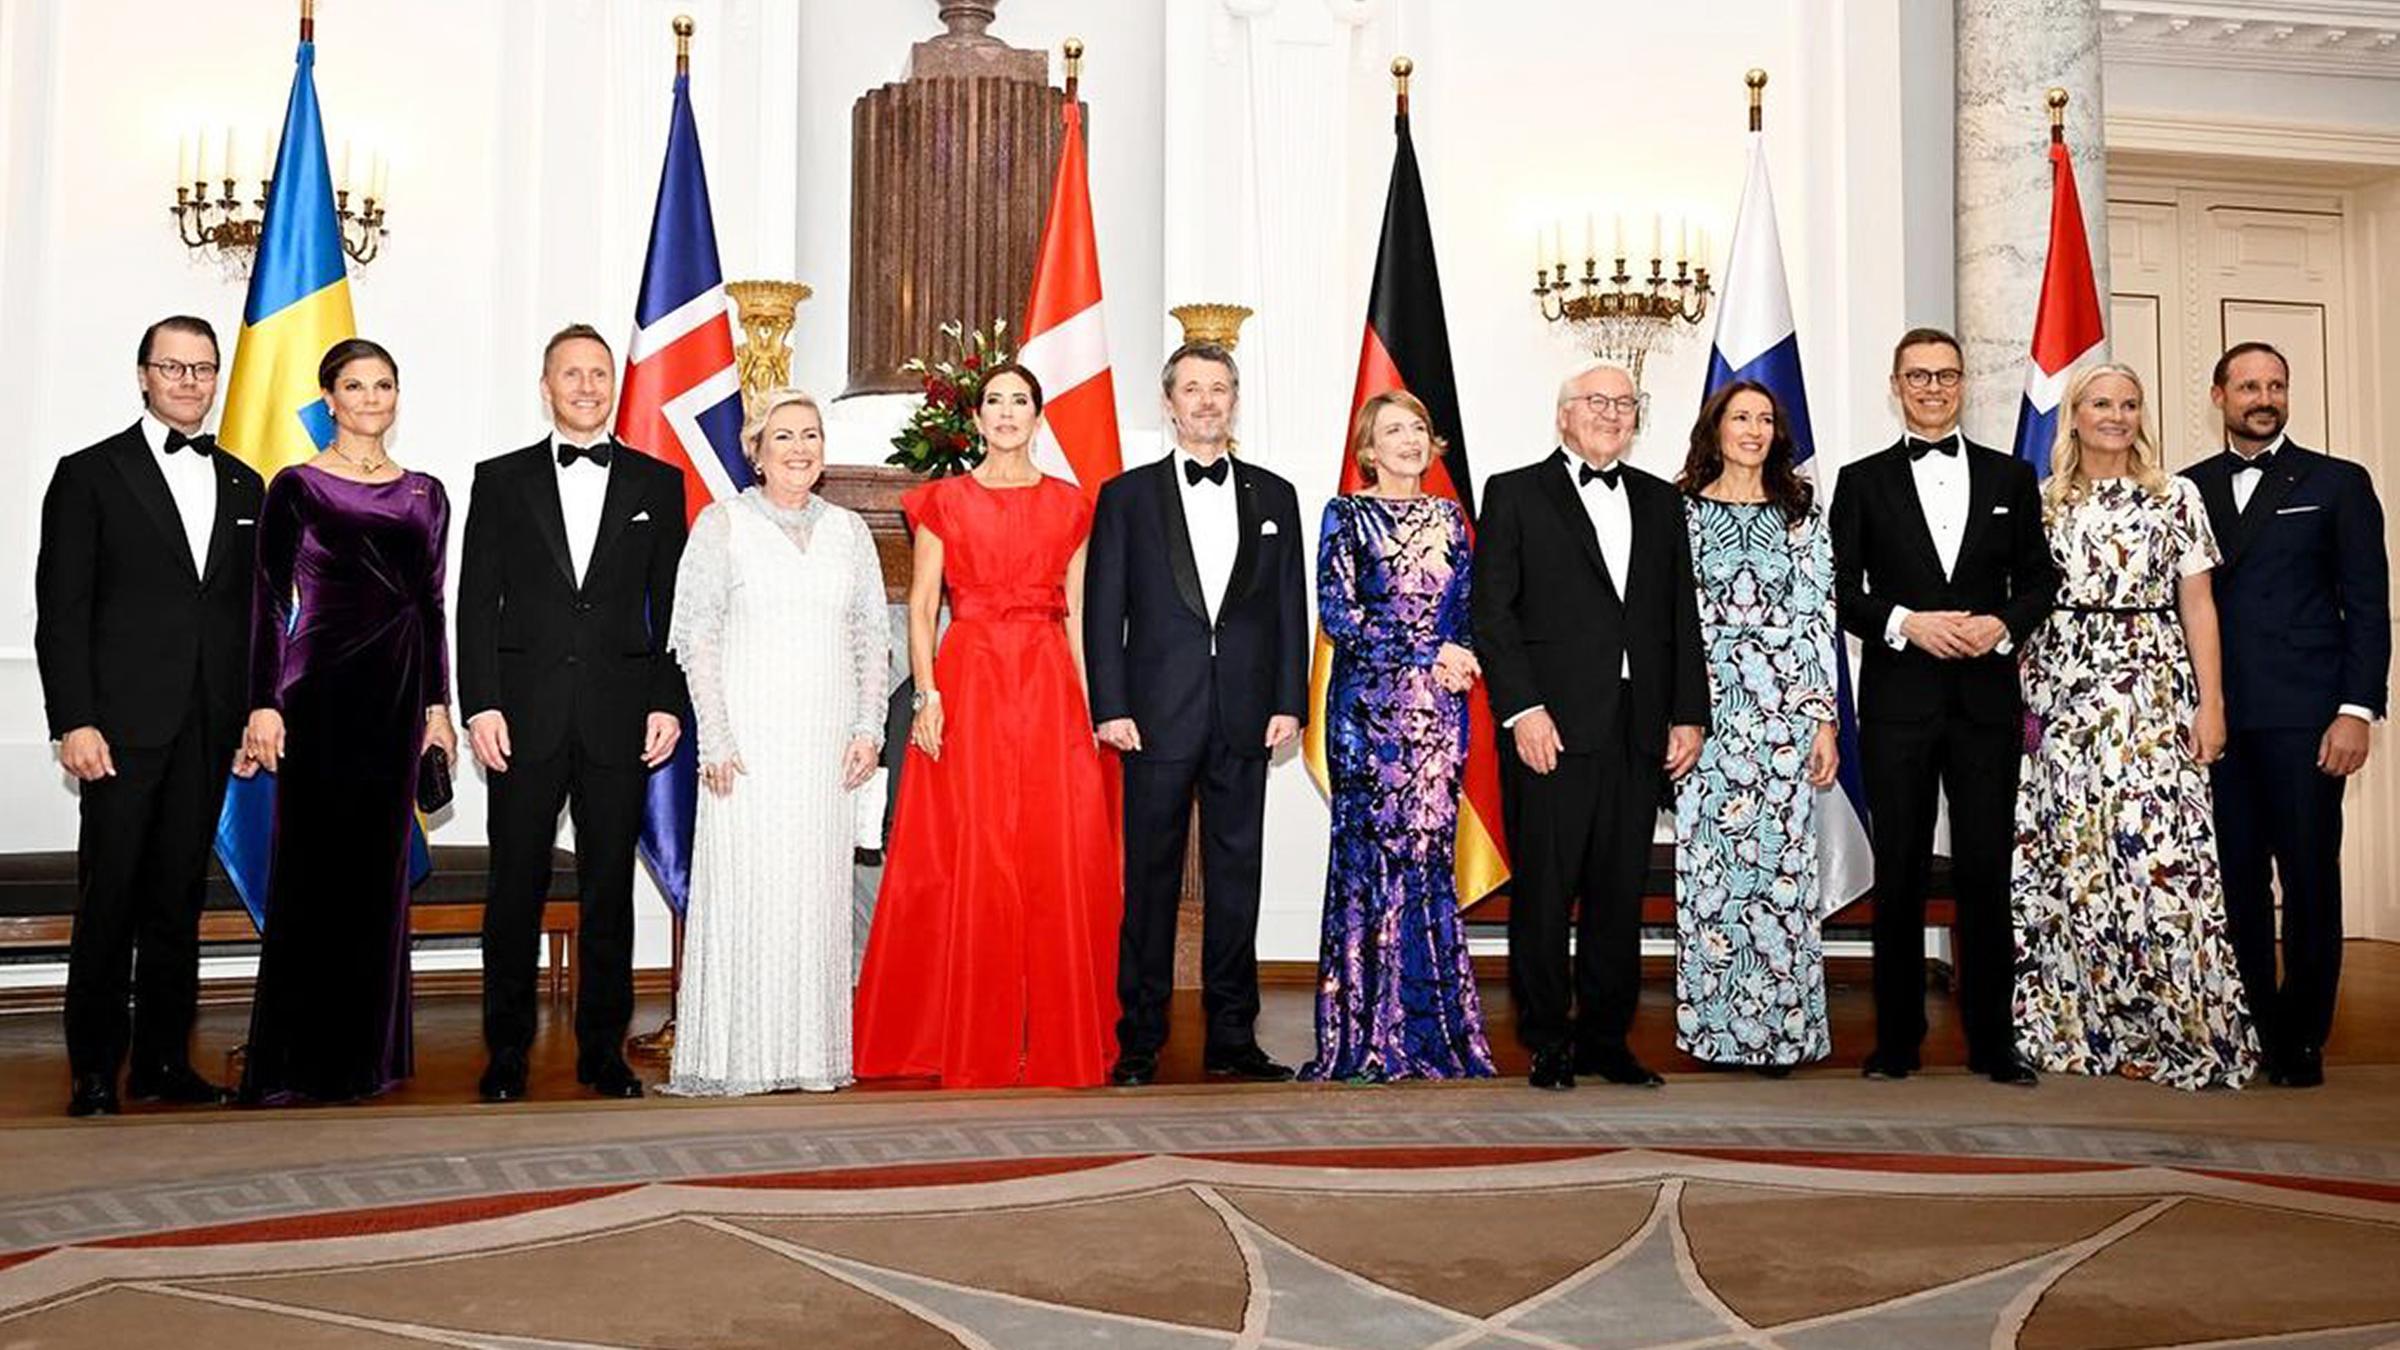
[2229,431,2286,514]
[139,412,217,575]
[1172,445,1239,621]
[551,433,612,587]
[1568,453,1636,680]
[1883,429,1975,652]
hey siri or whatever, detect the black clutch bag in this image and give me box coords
[416,745,454,813]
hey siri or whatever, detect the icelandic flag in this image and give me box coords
[2010,137,2106,476]
[1703,131,1873,917]
[615,56,748,916]
[212,33,429,930]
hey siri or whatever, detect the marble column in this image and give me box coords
[1954,0,2109,447]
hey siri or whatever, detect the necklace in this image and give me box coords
[330,443,391,477]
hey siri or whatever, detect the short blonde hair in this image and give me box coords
[2045,363,2169,513]
[1350,389,1449,485]
[741,388,824,467]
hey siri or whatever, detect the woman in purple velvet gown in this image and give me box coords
[1301,390,1494,1082]
[237,339,455,1104]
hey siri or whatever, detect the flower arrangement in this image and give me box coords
[887,318,1015,478]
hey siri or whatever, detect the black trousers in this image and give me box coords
[2213,727,2348,1057]
[1501,691,1659,1057]
[482,741,646,1067]
[1117,741,1267,1057]
[1859,714,2020,1064]
[66,700,229,1081]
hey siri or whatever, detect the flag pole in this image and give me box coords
[1392,55,1412,119]
[1062,36,1082,101]
[2047,85,2069,144]
[675,14,693,77]
[299,0,313,42]
[1746,67,1766,132]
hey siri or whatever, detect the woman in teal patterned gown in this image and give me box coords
[1671,381,1840,1073]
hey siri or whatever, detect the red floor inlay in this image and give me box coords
[682,1155,1139,1191]
[91,1185,641,1250]
[1178,1145,1621,1169]
[0,1249,52,1273]
[1669,1148,2137,1175]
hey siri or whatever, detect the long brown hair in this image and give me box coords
[1675,379,1812,525]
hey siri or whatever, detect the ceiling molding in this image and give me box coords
[2109,109,2400,173]
[2102,2,2400,79]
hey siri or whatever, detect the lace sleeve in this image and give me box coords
[668,502,738,763]
[844,509,891,741]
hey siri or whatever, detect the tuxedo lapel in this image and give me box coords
[1151,458,1209,622]
[519,448,576,587]
[104,427,198,582]
[1953,449,1999,576]
[2226,446,2314,567]
[1885,447,1949,582]
[1534,451,1616,601]
[2190,456,2241,562]
[1225,461,1262,604]
[197,451,248,587]
[586,444,644,590]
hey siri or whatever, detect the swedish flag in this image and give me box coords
[212,33,368,931]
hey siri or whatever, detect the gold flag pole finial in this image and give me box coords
[1392,56,1414,117]
[674,15,694,77]
[2046,86,2069,144]
[1746,68,1767,133]
[1063,38,1083,101]
[300,0,314,42]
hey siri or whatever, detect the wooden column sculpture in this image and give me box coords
[846,0,1076,397]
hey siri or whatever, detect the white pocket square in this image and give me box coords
[1260,519,1279,536]
[2275,504,2319,515]
[630,509,653,522]
[234,517,256,526]
[1991,505,2010,515]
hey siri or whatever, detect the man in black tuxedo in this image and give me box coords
[1829,327,2054,1086]
[35,316,261,1116]
[1085,342,1307,1087]
[2185,342,2388,1088]
[1474,362,1708,1091]
[458,324,689,1102]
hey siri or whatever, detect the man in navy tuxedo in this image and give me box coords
[1083,342,1308,1087]
[2184,342,2388,1088]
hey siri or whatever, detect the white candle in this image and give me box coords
[260,131,273,183]
[372,155,388,203]
[177,136,190,189]
[1677,218,1688,264]
[1650,212,1661,261]
[1549,223,1562,273]
[1613,214,1624,258]
[1583,213,1595,263]
[223,126,237,183]
[1533,228,1544,274]
[340,140,352,191]
[195,128,210,184]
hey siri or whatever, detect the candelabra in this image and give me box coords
[170,158,389,280]
[1533,243,1710,385]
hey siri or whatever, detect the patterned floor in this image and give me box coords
[7,1079,2400,1348]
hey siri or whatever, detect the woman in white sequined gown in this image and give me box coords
[663,389,887,1095]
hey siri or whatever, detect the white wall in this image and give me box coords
[1,0,1965,966]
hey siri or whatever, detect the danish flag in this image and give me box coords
[1019,97,1122,495]
[618,52,747,913]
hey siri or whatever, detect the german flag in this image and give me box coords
[1301,74,1509,907]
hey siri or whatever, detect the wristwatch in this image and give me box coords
[912,689,941,712]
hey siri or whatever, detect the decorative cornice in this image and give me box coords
[2102,2,2400,79]
[2108,108,2400,165]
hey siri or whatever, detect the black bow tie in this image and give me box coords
[1183,457,1228,487]
[1906,435,1958,460]
[2232,450,2274,475]
[162,428,214,456]
[557,440,613,469]
[1577,461,1622,490]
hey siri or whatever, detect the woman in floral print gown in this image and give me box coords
[2011,363,2259,1090]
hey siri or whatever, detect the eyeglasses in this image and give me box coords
[145,359,220,383]
[1898,368,1963,389]
[1568,393,1644,417]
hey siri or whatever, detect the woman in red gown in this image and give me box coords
[854,364,1123,1088]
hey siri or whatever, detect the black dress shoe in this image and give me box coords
[1972,1053,2040,1087]
[1203,1045,1295,1082]
[67,1073,119,1118]
[580,1056,646,1099]
[479,1051,529,1103]
[127,1061,230,1105]
[1108,1052,1158,1087]
[2279,1044,2324,1088]
[1528,1047,1575,1091]
[1860,1051,1914,1081]
[1585,1051,1665,1088]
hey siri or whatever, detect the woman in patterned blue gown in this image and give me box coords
[1670,380,1840,1074]
[1300,390,1494,1082]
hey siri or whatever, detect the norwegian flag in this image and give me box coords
[617,58,747,915]
[1019,96,1122,495]
[2010,134,2106,476]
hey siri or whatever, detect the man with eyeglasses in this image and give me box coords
[2183,341,2388,1087]
[1474,362,1708,1091]
[35,315,263,1116]
[1828,326,2054,1087]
